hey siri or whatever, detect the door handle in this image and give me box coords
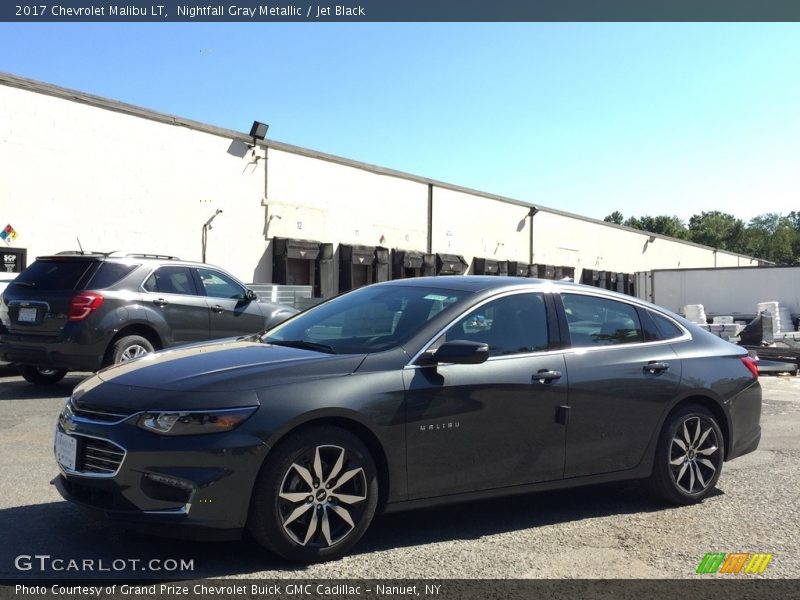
[211,304,224,313]
[533,369,562,384]
[153,298,168,307]
[644,361,670,374]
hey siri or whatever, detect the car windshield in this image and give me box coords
[264,285,468,354]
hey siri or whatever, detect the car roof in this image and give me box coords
[376,275,669,313]
[378,275,571,293]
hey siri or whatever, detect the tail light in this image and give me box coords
[68,292,104,321]
[741,356,759,379]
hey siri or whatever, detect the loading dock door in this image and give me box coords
[273,238,322,287]
[473,258,499,275]
[340,244,377,292]
[392,249,428,279]
[436,253,468,275]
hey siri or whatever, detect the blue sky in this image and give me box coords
[1,23,798,222]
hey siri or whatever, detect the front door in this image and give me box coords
[194,267,266,338]
[404,292,568,499]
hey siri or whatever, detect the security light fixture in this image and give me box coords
[250,121,269,142]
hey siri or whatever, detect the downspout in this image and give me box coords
[427,184,433,254]
[528,206,539,264]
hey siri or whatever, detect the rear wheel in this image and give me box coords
[248,426,378,563]
[109,335,154,365]
[649,404,725,505]
[19,366,68,386]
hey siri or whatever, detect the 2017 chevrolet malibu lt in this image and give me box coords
[53,277,761,562]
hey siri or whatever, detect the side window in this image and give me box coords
[562,293,643,347]
[443,293,549,357]
[142,266,198,295]
[196,268,247,300]
[89,262,139,289]
[649,310,684,340]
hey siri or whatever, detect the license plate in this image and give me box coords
[18,307,37,323]
[55,431,78,471]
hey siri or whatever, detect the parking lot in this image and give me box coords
[1,367,798,580]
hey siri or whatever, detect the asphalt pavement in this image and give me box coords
[0,367,797,580]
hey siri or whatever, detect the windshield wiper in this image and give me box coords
[266,339,337,354]
[11,281,36,287]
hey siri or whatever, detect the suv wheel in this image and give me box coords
[110,335,154,364]
[19,366,68,386]
[248,426,379,563]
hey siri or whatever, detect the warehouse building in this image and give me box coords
[0,72,760,300]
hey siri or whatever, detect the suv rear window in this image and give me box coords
[88,262,139,289]
[13,259,95,291]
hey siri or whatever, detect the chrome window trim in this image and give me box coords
[194,266,249,300]
[138,265,201,297]
[55,428,127,479]
[404,286,692,368]
[559,291,693,350]
[404,287,554,368]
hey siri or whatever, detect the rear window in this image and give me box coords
[88,262,139,289]
[13,259,95,291]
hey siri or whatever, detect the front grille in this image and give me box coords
[80,438,125,475]
[66,398,133,423]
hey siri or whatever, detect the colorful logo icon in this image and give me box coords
[0,224,18,244]
[697,552,773,574]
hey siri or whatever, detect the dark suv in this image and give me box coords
[0,252,297,385]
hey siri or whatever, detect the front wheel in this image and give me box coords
[19,366,68,386]
[649,404,725,505]
[248,426,378,563]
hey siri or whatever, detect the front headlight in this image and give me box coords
[137,407,257,436]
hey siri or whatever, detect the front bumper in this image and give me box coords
[53,408,269,538]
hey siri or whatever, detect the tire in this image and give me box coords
[19,366,68,386]
[649,404,725,505]
[109,335,154,365]
[248,425,379,563]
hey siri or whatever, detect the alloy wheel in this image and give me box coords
[669,416,720,495]
[278,444,368,548]
[119,344,149,362]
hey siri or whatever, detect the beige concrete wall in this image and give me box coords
[267,149,429,251]
[531,211,757,281]
[430,188,530,269]
[0,83,266,283]
[0,75,758,294]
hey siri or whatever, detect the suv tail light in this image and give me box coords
[69,292,104,321]
[741,356,759,379]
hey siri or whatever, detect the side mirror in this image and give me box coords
[421,340,490,366]
[246,289,258,302]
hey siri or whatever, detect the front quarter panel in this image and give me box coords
[254,364,407,502]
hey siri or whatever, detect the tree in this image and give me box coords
[604,211,624,225]
[745,213,796,265]
[687,211,747,251]
[618,214,688,239]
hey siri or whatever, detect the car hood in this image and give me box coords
[91,339,367,393]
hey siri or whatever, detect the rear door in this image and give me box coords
[1,258,97,336]
[194,267,266,338]
[558,292,682,477]
[141,266,210,344]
